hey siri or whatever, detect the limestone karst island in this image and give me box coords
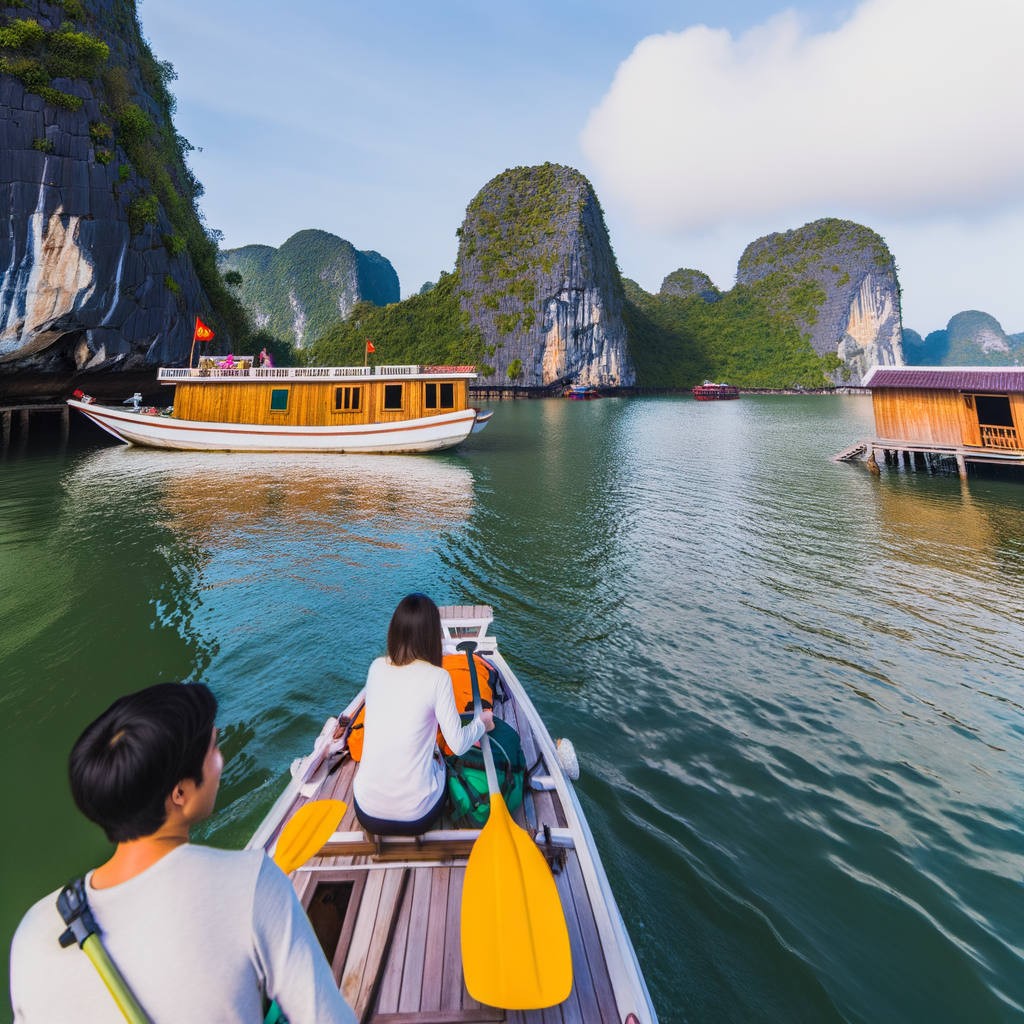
[4,3,1024,1024]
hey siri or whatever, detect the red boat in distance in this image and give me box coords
[693,380,740,401]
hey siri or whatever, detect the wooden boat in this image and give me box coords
[247,605,658,1024]
[67,364,493,453]
[565,386,601,401]
[692,381,739,401]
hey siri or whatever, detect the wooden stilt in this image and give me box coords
[956,453,968,482]
[2,410,10,446]
[19,408,29,438]
[61,404,70,439]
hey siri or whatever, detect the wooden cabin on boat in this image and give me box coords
[67,365,492,453]
[834,366,1024,477]
[163,364,475,427]
[247,606,657,1024]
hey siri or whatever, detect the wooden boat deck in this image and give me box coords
[247,610,655,1024]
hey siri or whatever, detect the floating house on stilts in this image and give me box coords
[834,367,1024,480]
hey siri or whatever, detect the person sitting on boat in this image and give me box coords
[259,347,274,368]
[10,682,356,1024]
[351,593,494,836]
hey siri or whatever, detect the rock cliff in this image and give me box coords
[736,219,904,384]
[904,310,1024,366]
[455,163,633,387]
[218,230,399,349]
[0,0,231,378]
[660,268,718,302]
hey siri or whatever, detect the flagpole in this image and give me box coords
[189,317,198,368]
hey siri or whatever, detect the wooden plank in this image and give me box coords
[372,1010,504,1023]
[554,857,601,1024]
[375,875,413,1014]
[342,867,410,1023]
[341,869,386,1010]
[540,1006,563,1024]
[562,854,619,1024]
[420,867,451,1011]
[398,868,434,1013]
[441,867,466,1010]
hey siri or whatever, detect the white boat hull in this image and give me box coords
[68,401,487,453]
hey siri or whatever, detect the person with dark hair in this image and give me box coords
[10,682,356,1024]
[352,594,494,836]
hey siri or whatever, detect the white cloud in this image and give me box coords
[581,0,1024,231]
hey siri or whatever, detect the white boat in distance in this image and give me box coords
[69,364,493,453]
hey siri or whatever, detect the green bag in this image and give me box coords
[445,714,525,826]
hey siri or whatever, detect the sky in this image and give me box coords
[140,0,1024,336]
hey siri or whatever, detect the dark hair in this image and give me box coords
[387,593,443,667]
[68,683,218,843]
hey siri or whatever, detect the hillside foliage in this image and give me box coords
[305,272,489,371]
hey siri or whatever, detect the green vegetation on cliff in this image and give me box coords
[219,230,400,349]
[306,272,488,370]
[623,279,841,389]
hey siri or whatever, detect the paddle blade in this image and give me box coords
[461,794,572,1009]
[273,799,347,875]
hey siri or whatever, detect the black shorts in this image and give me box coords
[353,784,448,837]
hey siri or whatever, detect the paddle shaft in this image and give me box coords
[462,645,500,796]
[81,934,152,1024]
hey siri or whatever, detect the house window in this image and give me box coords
[383,384,403,410]
[440,382,455,409]
[335,386,361,411]
[270,388,289,412]
[425,383,438,409]
[975,394,1014,427]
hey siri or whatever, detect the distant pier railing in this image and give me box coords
[157,365,477,382]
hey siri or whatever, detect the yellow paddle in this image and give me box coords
[273,798,348,876]
[457,642,573,1009]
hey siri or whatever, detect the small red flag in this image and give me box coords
[194,317,215,343]
[365,339,375,353]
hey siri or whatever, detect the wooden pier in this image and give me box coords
[831,436,1024,480]
[1,403,70,445]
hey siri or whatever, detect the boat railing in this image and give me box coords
[157,365,478,382]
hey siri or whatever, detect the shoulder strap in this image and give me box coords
[56,879,153,1024]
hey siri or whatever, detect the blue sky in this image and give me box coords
[141,0,1024,335]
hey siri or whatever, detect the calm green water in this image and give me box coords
[3,396,1024,1023]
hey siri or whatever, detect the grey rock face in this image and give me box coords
[455,164,633,387]
[0,1,215,375]
[736,218,904,384]
[218,229,400,348]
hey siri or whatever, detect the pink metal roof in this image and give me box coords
[863,366,1024,392]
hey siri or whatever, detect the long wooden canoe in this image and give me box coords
[246,606,658,1024]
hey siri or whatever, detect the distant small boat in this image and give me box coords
[565,385,601,400]
[693,381,739,401]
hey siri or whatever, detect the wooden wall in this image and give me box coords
[173,380,468,426]
[872,387,1024,448]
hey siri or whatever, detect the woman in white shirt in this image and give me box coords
[352,594,494,836]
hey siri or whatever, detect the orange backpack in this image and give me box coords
[345,654,498,762]
[437,653,497,757]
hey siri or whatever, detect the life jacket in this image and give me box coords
[347,654,500,762]
[445,716,526,826]
[346,703,366,761]
[437,653,498,756]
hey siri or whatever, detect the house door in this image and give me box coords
[973,394,1019,449]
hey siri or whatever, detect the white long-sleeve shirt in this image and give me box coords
[9,845,356,1024]
[352,657,486,821]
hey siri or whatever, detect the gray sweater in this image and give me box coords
[10,844,357,1024]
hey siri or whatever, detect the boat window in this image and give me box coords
[306,881,354,961]
[440,382,455,408]
[448,625,481,638]
[383,384,403,410]
[975,394,1014,427]
[335,386,362,411]
[425,383,438,409]
[270,388,289,412]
